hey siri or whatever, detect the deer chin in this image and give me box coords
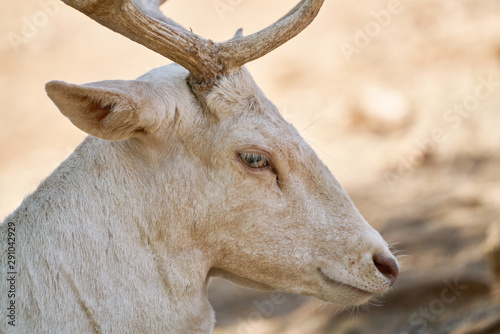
[317,268,376,306]
[208,268,275,291]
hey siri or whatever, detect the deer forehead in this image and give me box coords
[141,65,294,146]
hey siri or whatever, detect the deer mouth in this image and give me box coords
[318,268,373,297]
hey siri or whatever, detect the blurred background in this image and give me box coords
[1,0,500,333]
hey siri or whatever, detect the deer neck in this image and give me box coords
[8,136,216,332]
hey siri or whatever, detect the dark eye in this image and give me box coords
[240,152,269,169]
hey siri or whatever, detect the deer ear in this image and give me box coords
[45,79,164,141]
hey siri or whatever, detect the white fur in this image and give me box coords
[0,65,396,333]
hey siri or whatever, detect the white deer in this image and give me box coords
[1,0,398,333]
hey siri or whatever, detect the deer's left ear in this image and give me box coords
[46,79,167,141]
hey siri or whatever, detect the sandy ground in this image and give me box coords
[2,0,500,333]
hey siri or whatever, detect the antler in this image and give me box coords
[61,0,324,88]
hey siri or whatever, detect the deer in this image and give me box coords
[0,0,399,332]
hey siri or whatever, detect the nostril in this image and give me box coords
[373,253,399,286]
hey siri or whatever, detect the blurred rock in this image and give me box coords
[448,304,500,334]
[350,83,412,134]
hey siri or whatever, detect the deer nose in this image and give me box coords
[373,253,399,286]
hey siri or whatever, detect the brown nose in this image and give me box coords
[373,254,399,286]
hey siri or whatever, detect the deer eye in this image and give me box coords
[240,152,269,169]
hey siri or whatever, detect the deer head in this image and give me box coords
[45,0,397,315]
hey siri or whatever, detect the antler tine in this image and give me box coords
[131,0,183,29]
[218,0,324,72]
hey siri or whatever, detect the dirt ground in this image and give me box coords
[1,0,500,333]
